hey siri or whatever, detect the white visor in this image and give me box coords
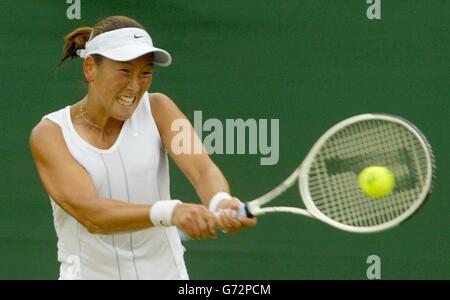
[77,27,172,66]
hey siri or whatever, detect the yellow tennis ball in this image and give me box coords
[358,166,395,198]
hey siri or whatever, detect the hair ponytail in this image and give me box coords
[59,27,92,66]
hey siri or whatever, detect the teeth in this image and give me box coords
[117,95,136,106]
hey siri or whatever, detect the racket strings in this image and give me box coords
[307,119,431,227]
[355,122,423,225]
[336,131,426,226]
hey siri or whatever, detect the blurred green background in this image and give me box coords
[0,1,448,279]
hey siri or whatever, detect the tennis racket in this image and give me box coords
[236,113,435,233]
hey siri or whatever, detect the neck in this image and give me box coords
[80,94,123,132]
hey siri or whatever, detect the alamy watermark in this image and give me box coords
[65,1,381,23]
[170,111,279,166]
[66,0,81,20]
[366,0,381,20]
[366,255,381,279]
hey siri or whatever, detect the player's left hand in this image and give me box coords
[215,197,257,234]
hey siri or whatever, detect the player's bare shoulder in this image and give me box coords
[149,92,175,113]
[29,119,66,163]
[148,92,182,135]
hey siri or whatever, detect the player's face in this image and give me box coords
[91,54,154,120]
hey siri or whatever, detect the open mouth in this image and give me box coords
[117,95,136,106]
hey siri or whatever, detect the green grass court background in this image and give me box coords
[0,1,448,279]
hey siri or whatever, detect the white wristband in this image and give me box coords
[150,200,182,227]
[208,192,232,212]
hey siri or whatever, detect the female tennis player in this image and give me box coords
[29,16,256,280]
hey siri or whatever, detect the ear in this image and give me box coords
[83,56,95,83]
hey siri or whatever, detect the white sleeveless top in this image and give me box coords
[42,92,188,280]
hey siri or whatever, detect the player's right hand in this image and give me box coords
[172,203,218,240]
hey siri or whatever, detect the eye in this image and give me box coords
[142,71,153,76]
[120,69,130,73]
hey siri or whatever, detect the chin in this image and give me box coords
[116,110,135,121]
[114,102,139,120]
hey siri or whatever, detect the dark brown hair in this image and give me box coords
[59,16,146,66]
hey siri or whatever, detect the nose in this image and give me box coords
[126,78,140,94]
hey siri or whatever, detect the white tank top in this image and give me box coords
[42,92,188,280]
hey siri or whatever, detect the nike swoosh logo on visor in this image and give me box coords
[134,34,144,38]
